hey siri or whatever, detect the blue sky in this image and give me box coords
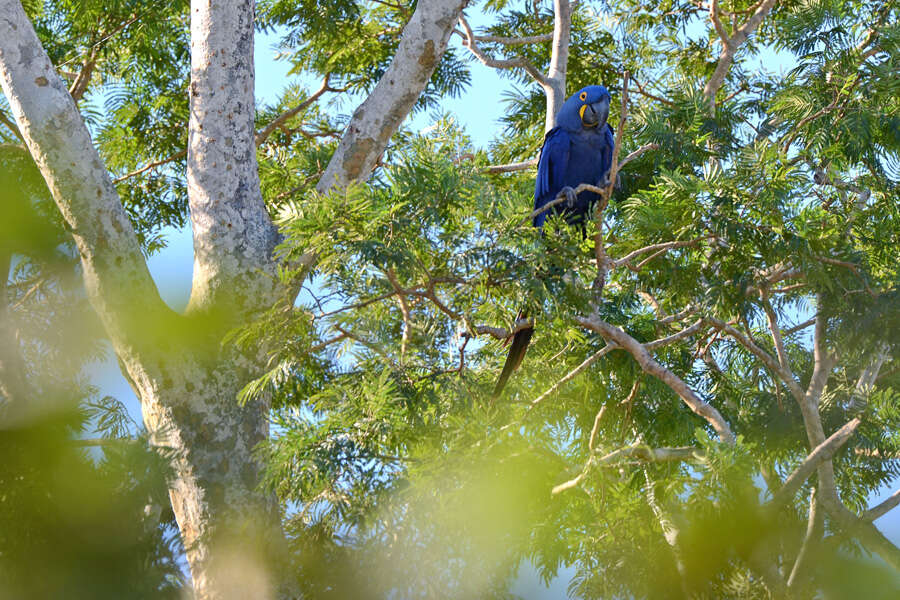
[84,18,898,597]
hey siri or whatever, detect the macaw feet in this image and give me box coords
[598,171,622,190]
[560,186,578,208]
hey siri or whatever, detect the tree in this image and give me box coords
[1,0,466,597]
[1,0,898,599]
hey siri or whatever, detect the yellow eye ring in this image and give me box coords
[579,91,587,101]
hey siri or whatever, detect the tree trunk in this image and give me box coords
[121,344,284,599]
[0,0,466,595]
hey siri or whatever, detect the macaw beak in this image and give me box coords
[579,97,610,128]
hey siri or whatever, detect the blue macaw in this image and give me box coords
[493,85,615,397]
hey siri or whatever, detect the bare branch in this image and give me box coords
[631,75,675,106]
[614,235,712,269]
[617,142,659,169]
[529,343,619,407]
[588,404,608,452]
[770,418,861,507]
[709,0,730,46]
[578,314,735,443]
[705,316,805,402]
[0,0,169,346]
[848,342,890,413]
[521,181,605,227]
[760,288,792,375]
[68,43,99,102]
[385,269,412,363]
[457,14,550,87]
[483,157,538,174]
[552,445,702,495]
[471,318,533,341]
[784,317,816,335]
[591,72,630,292]
[787,488,822,588]
[255,76,334,146]
[318,0,467,191]
[113,149,187,184]
[863,489,900,522]
[453,29,553,45]
[702,0,777,109]
[645,319,705,350]
[186,0,282,310]
[306,332,350,355]
[544,0,572,127]
[658,305,699,325]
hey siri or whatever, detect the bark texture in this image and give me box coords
[1,2,285,597]
[543,0,571,131]
[318,0,467,191]
[187,0,280,313]
[0,0,470,596]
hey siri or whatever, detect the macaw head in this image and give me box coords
[555,85,611,133]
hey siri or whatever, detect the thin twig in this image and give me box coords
[255,75,337,146]
[458,14,550,86]
[528,343,619,407]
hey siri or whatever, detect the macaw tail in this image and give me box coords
[492,319,534,398]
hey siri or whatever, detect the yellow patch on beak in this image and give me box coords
[579,104,597,127]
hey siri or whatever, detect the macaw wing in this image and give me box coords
[533,127,571,227]
[601,123,615,180]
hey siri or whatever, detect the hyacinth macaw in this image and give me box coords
[493,85,615,398]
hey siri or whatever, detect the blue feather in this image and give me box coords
[531,86,615,228]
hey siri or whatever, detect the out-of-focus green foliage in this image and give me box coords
[0,409,185,599]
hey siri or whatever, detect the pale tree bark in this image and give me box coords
[544,0,571,131]
[703,0,778,111]
[318,0,468,191]
[0,0,467,597]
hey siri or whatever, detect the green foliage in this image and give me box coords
[0,410,184,599]
[4,0,899,597]
[239,1,900,597]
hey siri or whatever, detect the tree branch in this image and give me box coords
[528,343,619,408]
[770,418,861,507]
[385,268,412,363]
[702,0,777,110]
[112,149,187,184]
[186,0,281,312]
[544,0,572,129]
[552,444,702,495]
[483,157,538,174]
[614,235,712,269]
[787,488,822,588]
[863,489,900,522]
[318,0,467,190]
[457,14,550,88]
[0,0,169,347]
[68,43,99,102]
[760,288,792,375]
[705,316,805,402]
[578,314,735,443]
[255,76,335,146]
[453,29,554,46]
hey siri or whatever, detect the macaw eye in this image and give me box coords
[579,91,587,101]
